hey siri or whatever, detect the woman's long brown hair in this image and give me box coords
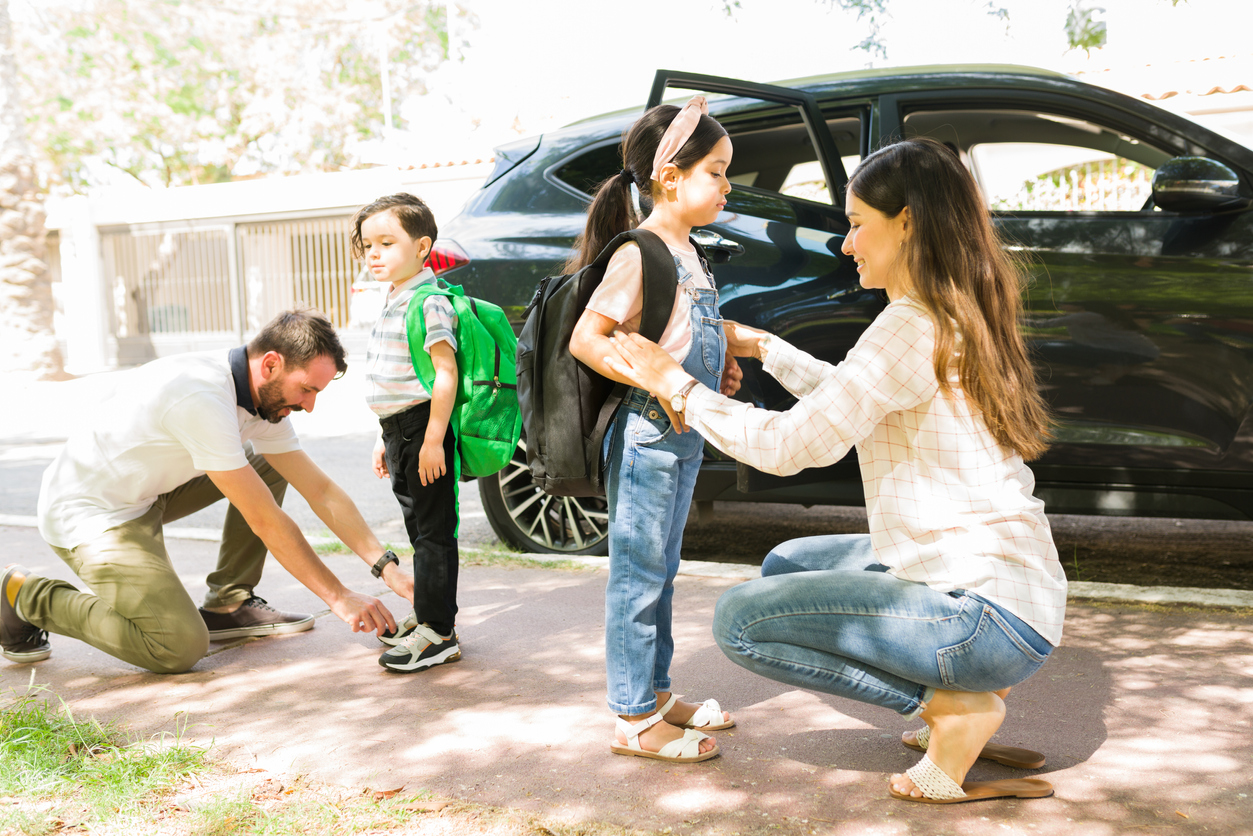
[848,137,1051,460]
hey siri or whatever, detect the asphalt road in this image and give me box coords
[6,431,1253,588]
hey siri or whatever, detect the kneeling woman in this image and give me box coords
[604,137,1067,804]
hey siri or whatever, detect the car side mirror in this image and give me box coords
[1152,156,1252,213]
[691,229,745,264]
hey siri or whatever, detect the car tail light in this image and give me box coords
[427,240,470,275]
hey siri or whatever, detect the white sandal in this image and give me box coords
[658,693,736,731]
[609,713,719,763]
[889,754,1054,804]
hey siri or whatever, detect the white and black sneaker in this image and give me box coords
[378,610,419,647]
[378,622,460,673]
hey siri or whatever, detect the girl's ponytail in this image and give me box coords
[564,102,728,273]
[565,169,638,273]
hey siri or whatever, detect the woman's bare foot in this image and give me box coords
[900,686,1011,748]
[616,711,718,756]
[656,691,732,729]
[890,690,1006,799]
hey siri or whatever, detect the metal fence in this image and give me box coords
[990,157,1155,213]
[101,215,359,363]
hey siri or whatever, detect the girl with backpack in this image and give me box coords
[604,137,1066,802]
[568,97,740,763]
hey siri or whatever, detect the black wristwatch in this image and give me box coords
[371,549,399,578]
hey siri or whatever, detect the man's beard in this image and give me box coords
[256,377,302,424]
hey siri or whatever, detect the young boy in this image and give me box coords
[353,193,462,672]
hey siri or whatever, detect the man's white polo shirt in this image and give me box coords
[38,347,302,550]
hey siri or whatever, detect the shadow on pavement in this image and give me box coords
[2,523,1251,835]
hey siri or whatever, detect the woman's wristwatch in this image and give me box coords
[670,379,701,415]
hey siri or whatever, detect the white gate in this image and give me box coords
[101,215,358,364]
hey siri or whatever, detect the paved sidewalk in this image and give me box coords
[3,523,1251,836]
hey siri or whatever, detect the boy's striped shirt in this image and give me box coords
[365,268,457,418]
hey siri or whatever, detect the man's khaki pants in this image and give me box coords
[19,449,287,673]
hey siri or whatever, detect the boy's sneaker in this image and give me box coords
[379,610,419,647]
[199,596,314,640]
[2,564,52,663]
[378,622,460,673]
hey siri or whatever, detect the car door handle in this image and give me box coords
[691,229,745,262]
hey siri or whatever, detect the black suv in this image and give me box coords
[426,65,1253,555]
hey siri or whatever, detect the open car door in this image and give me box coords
[647,70,848,209]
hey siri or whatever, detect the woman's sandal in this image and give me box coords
[659,693,736,731]
[888,754,1054,804]
[610,713,720,763]
[904,725,1046,770]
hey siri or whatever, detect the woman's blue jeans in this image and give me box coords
[713,535,1054,718]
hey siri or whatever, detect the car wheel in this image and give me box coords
[477,440,610,555]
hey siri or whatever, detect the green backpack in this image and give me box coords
[404,280,522,480]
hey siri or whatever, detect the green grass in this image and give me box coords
[0,685,673,836]
[459,545,592,572]
[0,682,208,834]
[185,779,438,836]
[313,541,594,572]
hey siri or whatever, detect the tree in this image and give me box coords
[14,0,456,191]
[724,0,1187,60]
[0,0,64,379]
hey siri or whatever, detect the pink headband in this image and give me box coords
[650,96,709,182]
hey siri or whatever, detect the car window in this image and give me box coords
[720,113,861,206]
[552,142,621,198]
[970,143,1155,212]
[551,111,863,209]
[902,108,1173,213]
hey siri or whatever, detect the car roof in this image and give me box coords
[564,64,1072,127]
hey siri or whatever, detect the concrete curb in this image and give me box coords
[7,513,1248,610]
[1067,580,1253,608]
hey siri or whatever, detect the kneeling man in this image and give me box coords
[2,310,413,673]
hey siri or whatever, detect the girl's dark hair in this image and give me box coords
[848,137,1051,460]
[564,104,728,272]
[350,192,438,259]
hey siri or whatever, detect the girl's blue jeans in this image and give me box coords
[603,388,705,715]
[713,534,1054,718]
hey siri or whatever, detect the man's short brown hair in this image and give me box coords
[248,309,347,375]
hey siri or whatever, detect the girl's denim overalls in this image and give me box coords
[603,255,725,715]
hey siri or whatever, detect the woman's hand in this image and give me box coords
[604,331,699,431]
[605,331,691,397]
[724,319,770,360]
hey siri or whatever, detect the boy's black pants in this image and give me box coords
[379,402,459,636]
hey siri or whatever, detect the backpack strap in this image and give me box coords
[404,280,462,393]
[588,228,680,344]
[583,229,683,467]
[623,229,678,345]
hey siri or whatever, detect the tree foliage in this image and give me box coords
[14,0,455,191]
[1,0,63,377]
[722,0,1187,61]
[1065,1,1107,56]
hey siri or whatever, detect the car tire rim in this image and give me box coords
[495,440,609,552]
